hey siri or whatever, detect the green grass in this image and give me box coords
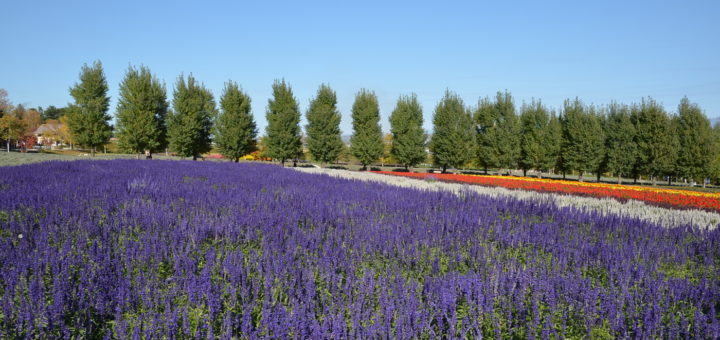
[0,150,180,167]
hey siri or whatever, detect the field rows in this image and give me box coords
[1,161,718,338]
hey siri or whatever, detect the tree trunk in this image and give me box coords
[596,172,601,183]
[192,155,197,161]
[136,154,140,160]
[104,145,107,154]
[280,159,285,167]
[6,141,9,152]
[484,166,488,175]
[442,165,447,174]
[91,147,96,157]
[522,168,527,177]
[234,158,239,163]
[651,176,657,186]
[293,160,297,167]
[165,148,169,157]
[618,174,622,185]
[703,179,707,188]
[562,171,566,180]
[668,176,672,186]
[578,171,584,182]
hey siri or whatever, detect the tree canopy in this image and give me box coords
[66,61,112,156]
[389,94,426,169]
[604,102,637,184]
[350,89,383,169]
[676,97,713,183]
[560,98,605,182]
[306,84,343,165]
[167,74,216,160]
[430,90,474,173]
[215,81,258,162]
[631,98,678,184]
[518,100,553,176]
[265,79,302,166]
[115,65,169,156]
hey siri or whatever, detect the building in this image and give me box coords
[33,123,64,146]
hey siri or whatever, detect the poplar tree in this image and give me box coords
[549,114,566,177]
[518,100,552,177]
[115,65,168,158]
[604,102,637,184]
[350,89,383,170]
[265,79,302,166]
[215,81,257,162]
[474,97,497,173]
[430,90,474,173]
[594,112,609,182]
[306,84,343,166]
[67,61,112,156]
[710,124,720,185]
[631,98,678,185]
[389,94,426,170]
[493,91,520,173]
[167,74,216,160]
[560,98,604,182]
[676,97,713,186]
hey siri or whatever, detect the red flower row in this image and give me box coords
[372,171,720,211]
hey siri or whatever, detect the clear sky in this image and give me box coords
[2,0,719,134]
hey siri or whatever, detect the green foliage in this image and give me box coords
[631,98,678,182]
[474,97,497,172]
[215,81,257,162]
[0,115,25,143]
[605,102,637,182]
[265,79,302,165]
[518,100,554,175]
[115,65,169,155]
[350,89,383,168]
[493,91,520,171]
[560,98,605,181]
[41,105,67,121]
[474,91,520,173]
[547,114,565,174]
[66,61,113,155]
[676,97,713,182]
[429,90,474,172]
[306,84,343,165]
[389,94,426,169]
[710,124,720,184]
[167,74,216,159]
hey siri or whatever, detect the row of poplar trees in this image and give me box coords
[66,61,257,161]
[64,61,426,168]
[429,90,718,186]
[66,61,718,185]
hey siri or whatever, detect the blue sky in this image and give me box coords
[2,0,719,134]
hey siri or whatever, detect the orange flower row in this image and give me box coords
[372,171,720,211]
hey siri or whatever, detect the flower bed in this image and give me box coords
[373,171,720,211]
[1,161,719,338]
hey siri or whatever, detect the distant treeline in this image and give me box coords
[5,61,717,186]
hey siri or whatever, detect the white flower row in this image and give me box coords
[292,167,720,230]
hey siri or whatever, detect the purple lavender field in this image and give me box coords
[1,160,719,338]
